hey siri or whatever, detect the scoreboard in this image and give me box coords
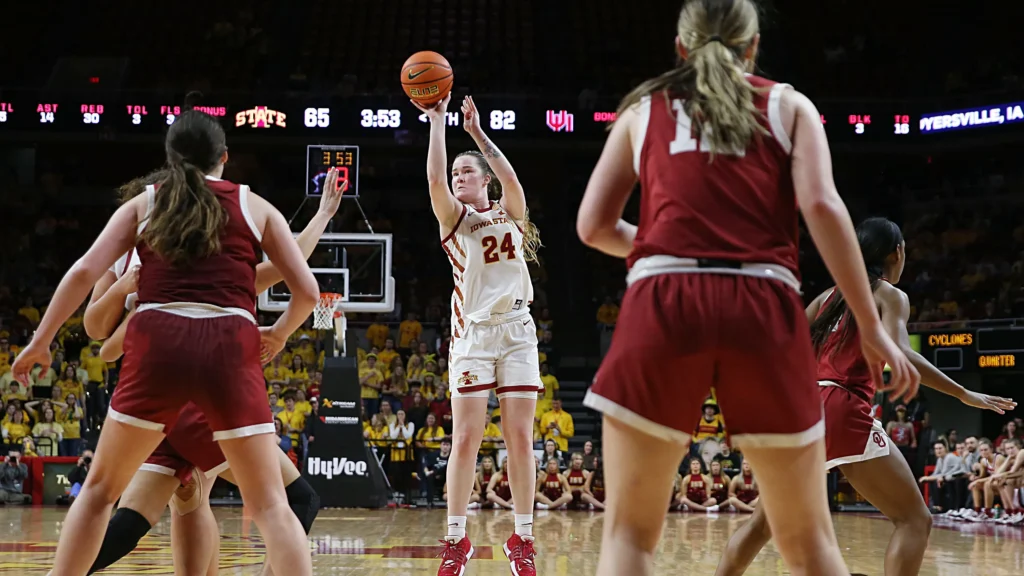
[306,145,360,197]
[1,91,1024,144]
[915,327,1024,371]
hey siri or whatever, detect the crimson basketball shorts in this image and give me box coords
[449,315,543,400]
[110,310,273,440]
[584,273,823,448]
[819,383,890,470]
[141,405,230,481]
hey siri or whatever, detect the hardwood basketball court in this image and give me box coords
[0,507,1021,574]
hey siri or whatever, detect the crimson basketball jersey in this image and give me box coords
[135,176,261,317]
[628,76,799,274]
[814,289,882,402]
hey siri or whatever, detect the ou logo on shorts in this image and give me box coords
[872,432,887,448]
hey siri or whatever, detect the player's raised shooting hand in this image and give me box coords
[461,95,482,137]
[410,94,451,122]
[317,167,346,217]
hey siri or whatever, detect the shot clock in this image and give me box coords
[307,144,360,198]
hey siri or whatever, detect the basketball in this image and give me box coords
[400,51,453,107]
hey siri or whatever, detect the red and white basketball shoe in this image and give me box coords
[436,537,474,576]
[503,534,537,576]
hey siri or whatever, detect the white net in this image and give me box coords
[313,292,345,330]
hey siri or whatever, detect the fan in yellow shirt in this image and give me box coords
[415,413,446,450]
[263,355,292,386]
[59,395,85,442]
[363,414,389,447]
[0,337,15,368]
[81,342,108,385]
[2,379,29,404]
[377,339,400,372]
[293,336,317,367]
[276,395,306,443]
[2,411,31,444]
[480,412,504,456]
[539,363,559,400]
[289,356,310,388]
[293,389,313,417]
[57,367,86,406]
[366,317,391,350]
[18,298,40,326]
[359,355,385,407]
[539,398,574,452]
[398,312,422,349]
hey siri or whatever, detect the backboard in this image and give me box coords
[257,232,395,314]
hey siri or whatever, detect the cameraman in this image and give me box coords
[67,450,93,503]
[0,450,31,504]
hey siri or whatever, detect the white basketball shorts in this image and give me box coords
[449,316,543,400]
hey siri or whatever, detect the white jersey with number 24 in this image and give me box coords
[442,203,533,332]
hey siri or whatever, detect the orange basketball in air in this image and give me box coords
[401,51,454,107]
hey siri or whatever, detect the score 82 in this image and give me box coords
[893,114,910,135]
[489,110,516,130]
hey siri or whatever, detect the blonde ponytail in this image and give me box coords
[520,210,543,263]
[615,0,766,158]
[686,38,767,156]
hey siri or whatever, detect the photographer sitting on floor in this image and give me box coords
[0,450,31,504]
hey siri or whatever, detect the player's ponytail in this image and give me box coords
[456,150,543,263]
[809,218,904,356]
[616,0,766,158]
[141,106,229,267]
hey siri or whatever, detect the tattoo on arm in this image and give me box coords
[481,138,503,159]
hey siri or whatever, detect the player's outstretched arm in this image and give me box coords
[83,271,123,340]
[254,170,345,294]
[248,193,319,359]
[788,87,918,400]
[878,284,1016,414]
[577,106,639,258]
[410,95,461,235]
[12,199,143,382]
[460,96,526,221]
[99,310,135,362]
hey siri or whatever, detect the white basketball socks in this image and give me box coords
[447,516,467,540]
[515,514,533,538]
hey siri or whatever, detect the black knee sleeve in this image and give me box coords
[285,476,320,534]
[87,507,152,574]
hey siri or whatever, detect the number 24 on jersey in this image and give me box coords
[482,233,516,264]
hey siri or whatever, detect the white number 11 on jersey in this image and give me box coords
[669,99,745,157]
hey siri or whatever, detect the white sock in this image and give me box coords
[706,504,720,512]
[447,515,467,540]
[515,514,534,538]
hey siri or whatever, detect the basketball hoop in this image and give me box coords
[313,292,345,330]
